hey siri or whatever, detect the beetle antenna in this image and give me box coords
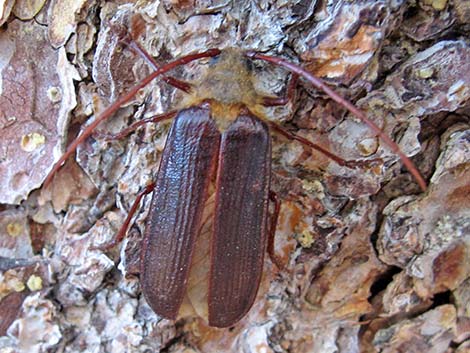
[44,48,220,187]
[246,51,427,192]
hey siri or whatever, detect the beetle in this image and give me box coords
[43,23,426,328]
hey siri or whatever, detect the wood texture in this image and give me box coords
[1,2,469,352]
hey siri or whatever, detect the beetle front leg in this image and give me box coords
[43,48,219,188]
[112,17,193,93]
[247,51,427,191]
[262,74,298,107]
[126,40,193,94]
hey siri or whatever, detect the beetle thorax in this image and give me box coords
[179,49,266,131]
[192,49,260,108]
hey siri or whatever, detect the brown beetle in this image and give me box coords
[44,25,426,328]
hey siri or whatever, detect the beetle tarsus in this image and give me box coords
[126,39,193,93]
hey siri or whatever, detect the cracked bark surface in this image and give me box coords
[0,1,469,352]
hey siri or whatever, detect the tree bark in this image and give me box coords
[0,1,469,352]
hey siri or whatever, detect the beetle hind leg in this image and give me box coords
[268,191,284,270]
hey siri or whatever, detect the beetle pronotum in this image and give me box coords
[43,21,426,328]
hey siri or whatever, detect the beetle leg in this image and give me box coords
[43,49,220,188]
[262,74,298,107]
[247,51,427,191]
[91,182,156,251]
[267,191,284,270]
[126,39,193,94]
[268,121,381,170]
[111,19,193,93]
[94,110,178,141]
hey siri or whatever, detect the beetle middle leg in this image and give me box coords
[43,48,220,187]
[91,182,156,250]
[268,121,381,170]
[94,110,178,141]
[259,70,376,170]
